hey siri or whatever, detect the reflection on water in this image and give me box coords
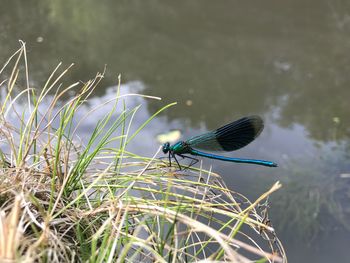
[1,1,350,262]
[156,129,182,144]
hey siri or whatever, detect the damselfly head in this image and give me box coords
[162,142,170,154]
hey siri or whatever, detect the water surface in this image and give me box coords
[1,1,350,262]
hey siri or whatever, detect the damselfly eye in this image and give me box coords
[162,142,170,154]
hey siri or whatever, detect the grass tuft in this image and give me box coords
[0,42,286,262]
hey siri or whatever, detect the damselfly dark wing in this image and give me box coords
[186,116,264,152]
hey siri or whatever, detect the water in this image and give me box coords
[1,1,350,262]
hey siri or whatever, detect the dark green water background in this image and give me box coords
[1,1,350,262]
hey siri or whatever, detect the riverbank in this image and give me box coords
[0,43,285,262]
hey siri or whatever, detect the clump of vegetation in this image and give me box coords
[0,42,285,262]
